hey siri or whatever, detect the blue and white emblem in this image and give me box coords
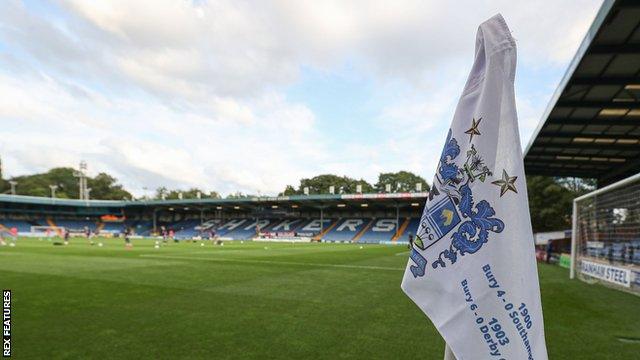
[409,128,505,278]
[416,196,461,250]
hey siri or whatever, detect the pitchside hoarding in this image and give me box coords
[580,260,631,288]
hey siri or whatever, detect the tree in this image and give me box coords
[10,168,79,198]
[154,187,169,200]
[281,174,374,195]
[526,176,579,232]
[0,156,7,193]
[526,176,598,233]
[226,191,254,199]
[375,171,429,193]
[206,190,222,199]
[281,185,297,196]
[555,177,596,193]
[154,187,221,200]
[88,173,132,200]
[6,167,132,200]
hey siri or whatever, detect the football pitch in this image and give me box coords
[1,238,639,359]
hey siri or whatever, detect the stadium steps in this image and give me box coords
[351,218,375,243]
[46,218,64,236]
[391,218,411,242]
[314,219,340,241]
[96,222,105,233]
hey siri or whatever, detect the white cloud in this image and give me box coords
[0,0,603,195]
[0,70,325,195]
[5,0,600,97]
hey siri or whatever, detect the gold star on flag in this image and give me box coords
[491,169,517,197]
[464,117,482,143]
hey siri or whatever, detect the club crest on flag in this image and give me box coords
[414,196,461,251]
[410,129,505,277]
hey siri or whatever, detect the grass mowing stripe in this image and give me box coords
[4,237,640,359]
[140,253,405,271]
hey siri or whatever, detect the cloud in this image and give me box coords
[0,0,603,195]
[4,0,601,97]
[0,70,325,195]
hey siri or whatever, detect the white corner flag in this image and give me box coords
[401,14,548,360]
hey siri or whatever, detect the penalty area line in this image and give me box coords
[139,254,404,271]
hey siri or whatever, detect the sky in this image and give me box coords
[0,0,603,197]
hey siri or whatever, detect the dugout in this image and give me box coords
[523,0,640,294]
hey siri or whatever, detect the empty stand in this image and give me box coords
[358,218,401,243]
[0,219,34,233]
[323,218,368,242]
[224,218,274,240]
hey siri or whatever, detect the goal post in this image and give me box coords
[570,172,640,294]
[31,225,65,236]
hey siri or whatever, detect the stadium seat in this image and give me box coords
[357,218,401,243]
[0,219,33,233]
[224,218,274,240]
[398,218,420,243]
[323,218,369,242]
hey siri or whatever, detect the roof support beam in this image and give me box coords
[599,156,640,184]
[589,44,640,55]
[570,77,640,86]
[536,132,640,141]
[524,167,600,178]
[528,144,640,154]
[618,0,640,8]
[525,159,616,167]
[547,118,640,127]
[556,100,640,109]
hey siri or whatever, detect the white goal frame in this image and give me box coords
[570,172,640,293]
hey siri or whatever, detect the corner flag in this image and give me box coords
[401,14,548,360]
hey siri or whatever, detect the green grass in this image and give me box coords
[1,237,639,359]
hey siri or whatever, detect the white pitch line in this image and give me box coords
[140,254,404,271]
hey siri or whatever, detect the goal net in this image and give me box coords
[572,173,640,294]
[31,226,65,236]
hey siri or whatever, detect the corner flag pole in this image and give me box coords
[443,344,456,360]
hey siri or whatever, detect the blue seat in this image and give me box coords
[225,218,276,240]
[358,218,401,243]
[323,218,369,242]
[0,219,33,233]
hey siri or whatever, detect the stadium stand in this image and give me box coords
[299,218,336,235]
[357,218,401,243]
[197,219,223,232]
[0,213,427,242]
[52,219,98,232]
[0,219,33,233]
[306,219,340,240]
[0,215,427,242]
[399,218,421,243]
[172,219,202,239]
[323,218,369,242]
[224,218,275,240]
[127,220,153,236]
[0,192,428,243]
[265,218,305,232]
[100,222,126,234]
[215,219,249,237]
